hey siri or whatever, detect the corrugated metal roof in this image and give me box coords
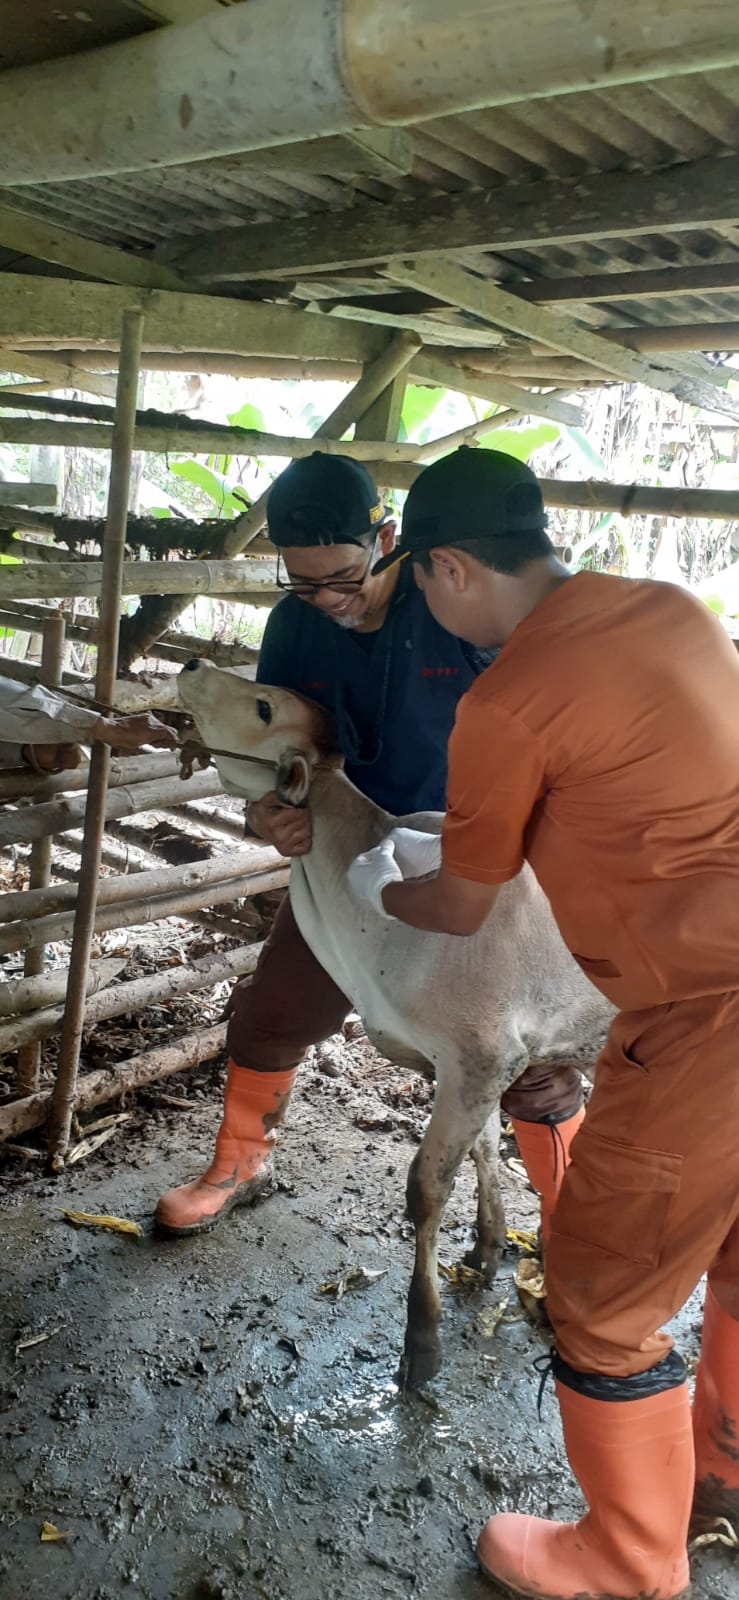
[1,11,739,384]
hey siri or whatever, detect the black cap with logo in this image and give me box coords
[372,446,548,576]
[267,452,392,548]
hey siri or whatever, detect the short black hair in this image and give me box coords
[414,526,555,576]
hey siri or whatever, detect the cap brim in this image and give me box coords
[371,547,410,577]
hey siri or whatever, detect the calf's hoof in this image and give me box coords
[464,1243,502,1284]
[397,1335,443,1392]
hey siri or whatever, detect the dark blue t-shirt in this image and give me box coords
[256,567,492,815]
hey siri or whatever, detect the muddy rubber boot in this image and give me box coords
[155,1061,296,1235]
[691,1285,739,1532]
[477,1361,694,1600]
[510,1108,584,1244]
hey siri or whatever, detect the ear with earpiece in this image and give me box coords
[275,748,312,807]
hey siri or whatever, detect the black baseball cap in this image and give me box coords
[372,446,548,575]
[267,452,392,548]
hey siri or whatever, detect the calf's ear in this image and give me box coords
[275,748,312,807]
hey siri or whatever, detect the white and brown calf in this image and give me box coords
[178,660,613,1388]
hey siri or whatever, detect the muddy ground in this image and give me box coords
[0,1030,735,1600]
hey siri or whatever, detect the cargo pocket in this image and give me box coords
[552,1131,683,1268]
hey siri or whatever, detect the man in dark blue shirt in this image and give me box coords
[156,453,584,1236]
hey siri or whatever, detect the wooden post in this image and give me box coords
[46,308,143,1166]
[16,615,66,1095]
[353,351,409,505]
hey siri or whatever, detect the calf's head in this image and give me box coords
[178,658,337,805]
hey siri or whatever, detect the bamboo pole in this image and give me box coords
[61,825,172,877]
[0,767,221,849]
[357,463,739,521]
[0,843,284,922]
[16,616,67,1095]
[0,940,263,1055]
[48,349,366,382]
[0,597,262,667]
[0,414,429,462]
[0,531,69,562]
[162,802,245,841]
[0,1025,228,1141]
[0,558,278,602]
[47,309,144,1164]
[0,749,180,803]
[0,864,289,958]
[12,629,66,1033]
[0,958,125,1019]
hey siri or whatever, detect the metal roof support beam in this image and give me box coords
[0,1,738,185]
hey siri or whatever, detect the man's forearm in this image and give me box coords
[381,869,500,936]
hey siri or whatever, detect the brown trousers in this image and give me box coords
[547,989,739,1376]
[227,896,583,1121]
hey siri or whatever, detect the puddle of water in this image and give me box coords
[286,1377,455,1447]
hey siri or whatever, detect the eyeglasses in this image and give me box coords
[275,533,379,598]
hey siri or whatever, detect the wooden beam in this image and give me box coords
[38,350,366,382]
[0,415,430,461]
[515,262,739,306]
[0,344,117,399]
[0,203,194,293]
[170,156,739,281]
[308,300,504,349]
[0,275,384,364]
[0,559,278,602]
[29,341,590,412]
[409,354,583,425]
[601,322,739,354]
[0,482,56,507]
[387,261,739,423]
[357,466,739,521]
[6,473,737,576]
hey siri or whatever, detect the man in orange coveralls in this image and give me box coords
[349,446,739,1600]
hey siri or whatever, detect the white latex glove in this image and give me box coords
[387,826,442,880]
[348,837,402,918]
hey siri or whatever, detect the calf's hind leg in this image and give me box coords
[400,1074,501,1391]
[467,1116,505,1281]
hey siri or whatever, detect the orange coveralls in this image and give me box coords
[442,571,739,1375]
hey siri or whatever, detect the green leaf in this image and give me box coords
[561,425,608,475]
[399,385,446,443]
[478,422,560,460]
[169,459,247,517]
[227,401,265,432]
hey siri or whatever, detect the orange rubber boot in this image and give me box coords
[510,1109,585,1243]
[692,1286,739,1530]
[478,1378,694,1600]
[155,1061,296,1235]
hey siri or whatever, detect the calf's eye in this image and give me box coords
[256,698,272,725]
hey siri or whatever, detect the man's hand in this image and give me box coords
[348,837,403,918]
[22,742,82,774]
[93,713,178,751]
[246,790,312,857]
